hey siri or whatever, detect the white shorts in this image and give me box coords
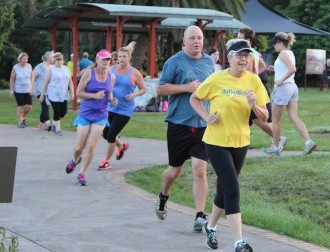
[271,82,298,106]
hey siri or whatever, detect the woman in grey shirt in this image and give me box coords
[30,50,54,131]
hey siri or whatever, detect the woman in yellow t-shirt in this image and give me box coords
[190,39,269,251]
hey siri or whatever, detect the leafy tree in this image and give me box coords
[0,0,15,52]
[261,0,330,85]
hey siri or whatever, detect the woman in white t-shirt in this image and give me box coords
[39,52,74,136]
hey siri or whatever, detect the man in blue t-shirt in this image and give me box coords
[78,52,93,81]
[155,25,214,233]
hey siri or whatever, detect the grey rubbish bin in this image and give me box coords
[0,146,18,203]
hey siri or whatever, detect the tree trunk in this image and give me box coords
[131,34,149,72]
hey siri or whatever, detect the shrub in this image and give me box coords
[0,227,19,252]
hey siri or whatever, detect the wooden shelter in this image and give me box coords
[23,3,249,110]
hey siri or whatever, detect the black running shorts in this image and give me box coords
[167,122,207,167]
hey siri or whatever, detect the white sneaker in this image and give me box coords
[303,140,317,154]
[278,136,287,152]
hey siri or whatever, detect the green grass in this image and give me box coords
[126,155,330,248]
[1,88,330,248]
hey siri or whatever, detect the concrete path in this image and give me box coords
[0,124,329,252]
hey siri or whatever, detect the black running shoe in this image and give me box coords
[204,221,218,249]
[235,241,253,252]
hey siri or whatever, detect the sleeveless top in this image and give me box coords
[79,69,112,121]
[274,50,295,87]
[13,63,32,93]
[34,63,48,96]
[108,65,136,117]
[47,65,71,102]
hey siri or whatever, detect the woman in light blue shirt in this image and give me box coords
[9,52,33,128]
[31,50,54,131]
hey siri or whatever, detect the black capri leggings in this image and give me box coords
[49,99,67,121]
[37,95,50,123]
[103,112,130,143]
[205,144,248,215]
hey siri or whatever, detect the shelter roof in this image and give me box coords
[240,0,330,36]
[161,18,249,32]
[23,3,247,33]
[82,3,233,20]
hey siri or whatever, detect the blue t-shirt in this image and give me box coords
[159,51,214,128]
[33,63,47,96]
[78,58,93,71]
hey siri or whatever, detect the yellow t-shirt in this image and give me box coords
[196,69,270,148]
[67,61,73,76]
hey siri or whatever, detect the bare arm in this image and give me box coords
[246,58,254,73]
[258,57,267,74]
[157,80,201,96]
[68,75,75,101]
[246,89,268,122]
[108,74,118,106]
[133,69,146,97]
[9,69,16,98]
[39,69,51,103]
[189,91,218,125]
[30,70,38,96]
[125,69,146,101]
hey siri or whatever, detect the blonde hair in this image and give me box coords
[274,32,296,48]
[17,52,29,62]
[119,41,136,59]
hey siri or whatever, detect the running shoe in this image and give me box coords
[155,197,167,220]
[66,157,82,174]
[278,136,287,152]
[116,143,129,160]
[303,140,317,155]
[235,241,253,252]
[77,173,87,186]
[98,159,112,170]
[193,214,207,232]
[22,119,28,127]
[262,145,281,156]
[204,221,218,249]
[55,130,63,136]
[18,122,25,128]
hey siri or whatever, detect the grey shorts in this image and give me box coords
[271,83,298,106]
